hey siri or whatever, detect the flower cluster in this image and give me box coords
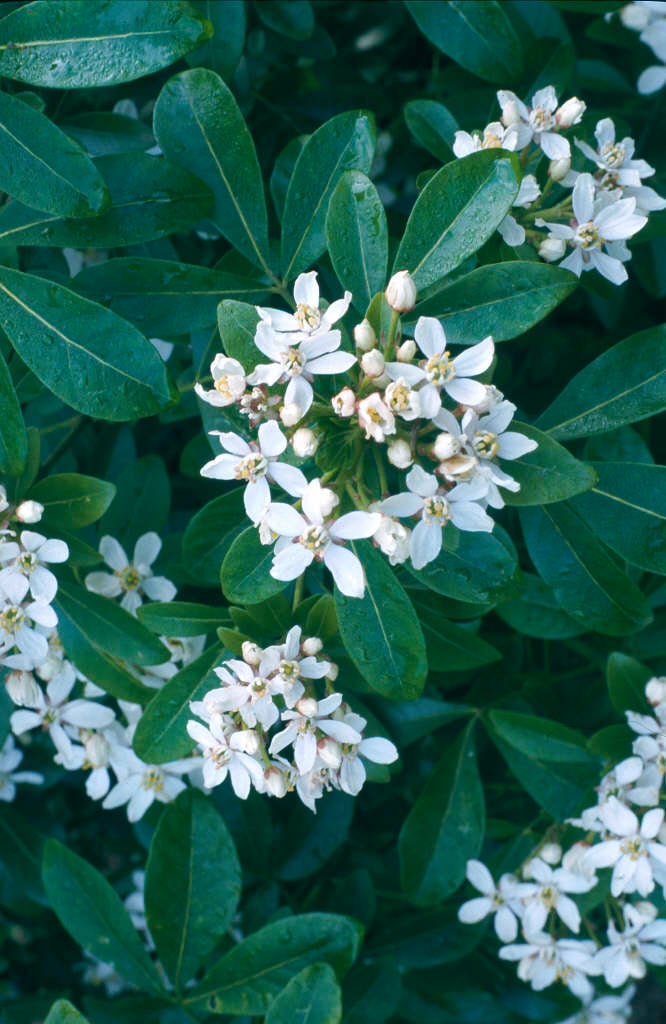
[452,85,665,285]
[195,271,536,597]
[617,1,666,94]
[187,625,398,812]
[458,675,666,1017]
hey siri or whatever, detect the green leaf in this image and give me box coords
[501,422,597,506]
[0,805,46,904]
[132,644,223,763]
[44,1001,90,1024]
[0,347,28,475]
[570,462,666,574]
[326,170,388,313]
[0,267,174,421]
[409,262,577,344]
[216,300,262,371]
[100,455,170,550]
[411,594,500,671]
[408,528,520,605]
[393,151,520,291]
[145,790,241,989]
[221,528,289,605]
[0,1,211,88]
[342,961,402,1024]
[335,542,427,700]
[520,504,652,636]
[187,913,362,1015]
[399,721,485,905]
[404,99,458,163]
[265,964,342,1024]
[606,652,651,716]
[61,112,155,157]
[0,90,108,218]
[0,152,213,248]
[137,601,229,637]
[186,0,246,81]
[257,0,314,40]
[381,697,474,748]
[537,325,666,440]
[486,709,599,820]
[154,68,270,271]
[41,839,163,996]
[74,258,267,337]
[182,488,245,586]
[281,110,376,282]
[495,572,582,639]
[27,474,115,529]
[405,1,524,83]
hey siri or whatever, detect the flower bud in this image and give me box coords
[646,677,666,706]
[387,438,413,469]
[385,270,417,313]
[332,387,356,417]
[0,484,8,514]
[620,3,650,30]
[84,732,110,767]
[501,99,522,127]
[291,427,318,458]
[548,156,571,182]
[361,349,385,378]
[280,403,303,427]
[317,736,342,769]
[374,515,411,565]
[235,729,261,755]
[296,696,318,718]
[432,432,461,461]
[326,662,339,682]
[264,766,288,798]
[242,641,262,667]
[317,486,339,518]
[555,97,586,129]
[15,500,43,524]
[396,338,416,362]
[538,236,566,262]
[540,842,562,865]
[353,318,377,352]
[302,636,323,656]
[5,670,41,707]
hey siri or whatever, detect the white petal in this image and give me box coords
[271,544,313,581]
[444,378,488,405]
[36,539,69,563]
[268,462,308,498]
[141,576,177,601]
[244,478,271,525]
[358,737,398,764]
[265,503,306,537]
[409,519,442,570]
[99,536,128,571]
[324,544,366,598]
[539,131,570,160]
[453,336,494,377]
[497,432,538,460]
[307,351,357,375]
[293,270,319,309]
[466,859,495,895]
[330,511,381,540]
[379,493,423,518]
[84,571,123,598]
[258,420,287,458]
[572,173,595,225]
[414,316,446,358]
[29,566,57,603]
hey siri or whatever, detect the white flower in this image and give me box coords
[269,693,362,774]
[452,121,521,159]
[332,387,356,417]
[519,856,597,935]
[384,378,421,421]
[0,530,69,605]
[372,513,411,565]
[84,533,177,615]
[497,86,571,159]
[357,393,396,442]
[592,904,666,987]
[554,984,635,1024]
[200,421,307,524]
[186,712,264,798]
[499,933,596,1000]
[576,118,656,186]
[556,97,586,129]
[0,734,43,802]
[497,174,541,247]
[102,746,194,821]
[256,271,351,341]
[194,355,247,407]
[457,860,526,942]
[583,796,666,897]
[0,589,57,666]
[266,479,381,598]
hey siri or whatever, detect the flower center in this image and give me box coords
[600,141,626,168]
[280,348,305,375]
[143,768,165,792]
[0,605,24,633]
[423,496,449,525]
[17,552,38,573]
[576,221,603,249]
[472,430,499,459]
[235,452,267,482]
[117,566,142,592]
[425,351,455,385]
[541,886,557,909]
[621,837,645,860]
[530,107,554,133]
[482,128,503,149]
[214,374,242,401]
[386,383,412,412]
[295,303,320,331]
[300,524,328,553]
[279,659,300,680]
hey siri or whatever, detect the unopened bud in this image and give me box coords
[0,484,8,515]
[302,636,323,656]
[432,432,461,461]
[296,696,318,718]
[326,662,339,682]
[538,236,566,262]
[540,842,563,865]
[15,500,43,524]
[620,3,650,30]
[242,641,262,667]
[549,156,571,182]
[317,486,339,518]
[387,438,413,469]
[235,729,261,756]
[353,318,377,352]
[396,338,416,362]
[361,349,385,378]
[501,99,522,127]
[332,387,356,417]
[291,427,318,458]
[317,736,342,769]
[264,766,288,798]
[385,270,417,313]
[646,677,666,706]
[280,403,303,427]
[5,670,41,707]
[84,732,110,767]
[555,97,586,129]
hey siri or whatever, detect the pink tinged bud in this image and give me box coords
[291,427,318,458]
[555,97,586,128]
[264,766,288,798]
[15,500,43,524]
[242,641,262,667]
[317,736,342,768]
[396,338,416,362]
[361,349,386,378]
[646,677,666,706]
[432,432,460,461]
[302,636,323,656]
[387,439,413,469]
[538,237,567,262]
[353,318,377,352]
[296,696,318,718]
[5,670,41,707]
[385,270,417,313]
[332,387,356,417]
[280,403,303,427]
[549,156,571,181]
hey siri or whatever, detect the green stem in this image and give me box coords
[373,443,388,497]
[292,574,304,612]
[383,309,401,363]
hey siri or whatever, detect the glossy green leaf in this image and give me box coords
[342,961,402,1024]
[404,99,458,162]
[281,110,376,282]
[44,1000,90,1024]
[411,594,500,671]
[221,528,289,605]
[187,913,362,1015]
[570,462,666,574]
[0,1,211,88]
[154,68,270,271]
[0,805,46,904]
[381,698,474,748]
[520,503,652,636]
[257,0,314,39]
[606,652,651,716]
[145,790,241,989]
[0,267,174,421]
[42,840,163,996]
[216,300,262,371]
[61,112,155,157]
[182,488,245,586]
[137,601,229,636]
[100,455,170,550]
[501,422,597,506]
[394,151,520,291]
[409,262,578,343]
[265,963,342,1024]
[408,528,520,605]
[271,135,309,222]
[0,90,108,217]
[0,347,28,475]
[537,325,666,440]
[132,644,223,763]
[0,152,213,248]
[27,474,115,529]
[335,542,427,700]
[495,572,583,639]
[326,170,388,312]
[405,1,524,83]
[74,258,267,337]
[399,721,484,905]
[186,0,246,81]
